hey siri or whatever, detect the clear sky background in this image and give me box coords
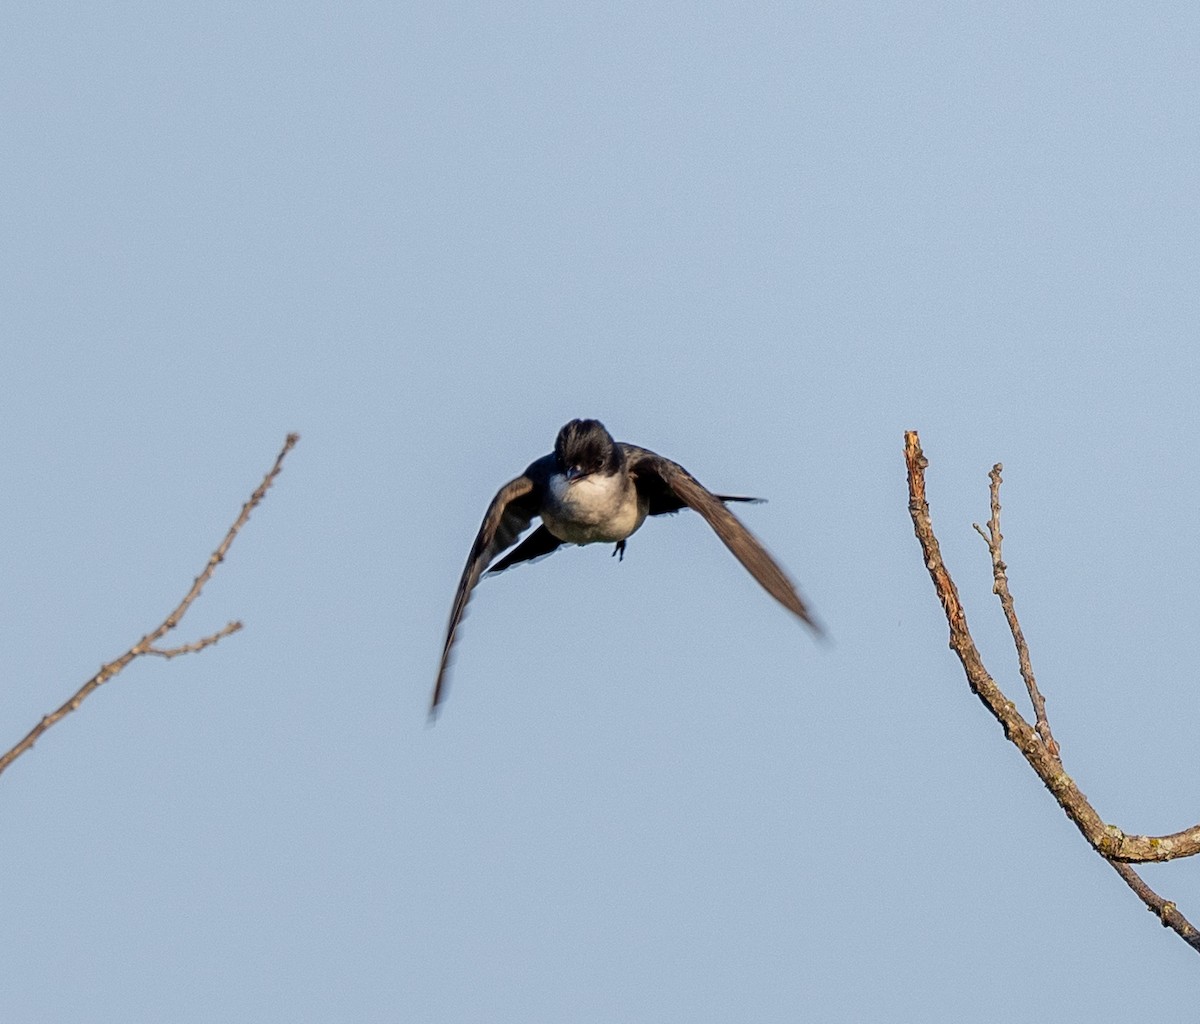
[3,2,1198,1020]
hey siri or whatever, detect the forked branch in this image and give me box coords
[904,430,1200,953]
[0,433,299,779]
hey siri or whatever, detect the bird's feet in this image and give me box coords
[612,540,626,562]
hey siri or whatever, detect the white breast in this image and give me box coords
[544,472,646,544]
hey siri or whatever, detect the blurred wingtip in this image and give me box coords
[801,610,832,645]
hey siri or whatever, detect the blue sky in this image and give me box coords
[2,2,1198,1020]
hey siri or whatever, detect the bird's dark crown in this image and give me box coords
[554,419,621,477]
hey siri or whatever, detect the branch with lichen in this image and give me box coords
[904,430,1200,954]
[0,433,299,779]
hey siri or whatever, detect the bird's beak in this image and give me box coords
[565,466,584,481]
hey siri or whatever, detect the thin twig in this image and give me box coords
[145,621,244,659]
[971,463,1060,760]
[1108,860,1200,948]
[905,430,1200,954]
[0,433,299,779]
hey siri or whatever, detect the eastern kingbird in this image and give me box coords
[431,418,818,712]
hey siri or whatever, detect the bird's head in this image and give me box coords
[554,419,620,481]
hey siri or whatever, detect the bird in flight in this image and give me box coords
[431,418,819,713]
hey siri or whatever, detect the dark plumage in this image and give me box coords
[431,419,818,713]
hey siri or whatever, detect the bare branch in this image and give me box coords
[144,621,244,658]
[905,430,1200,954]
[0,433,299,779]
[1108,860,1200,947]
[972,463,1060,759]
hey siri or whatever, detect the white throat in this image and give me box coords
[543,470,645,544]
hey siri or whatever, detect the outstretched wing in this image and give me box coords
[431,475,540,713]
[622,444,820,632]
